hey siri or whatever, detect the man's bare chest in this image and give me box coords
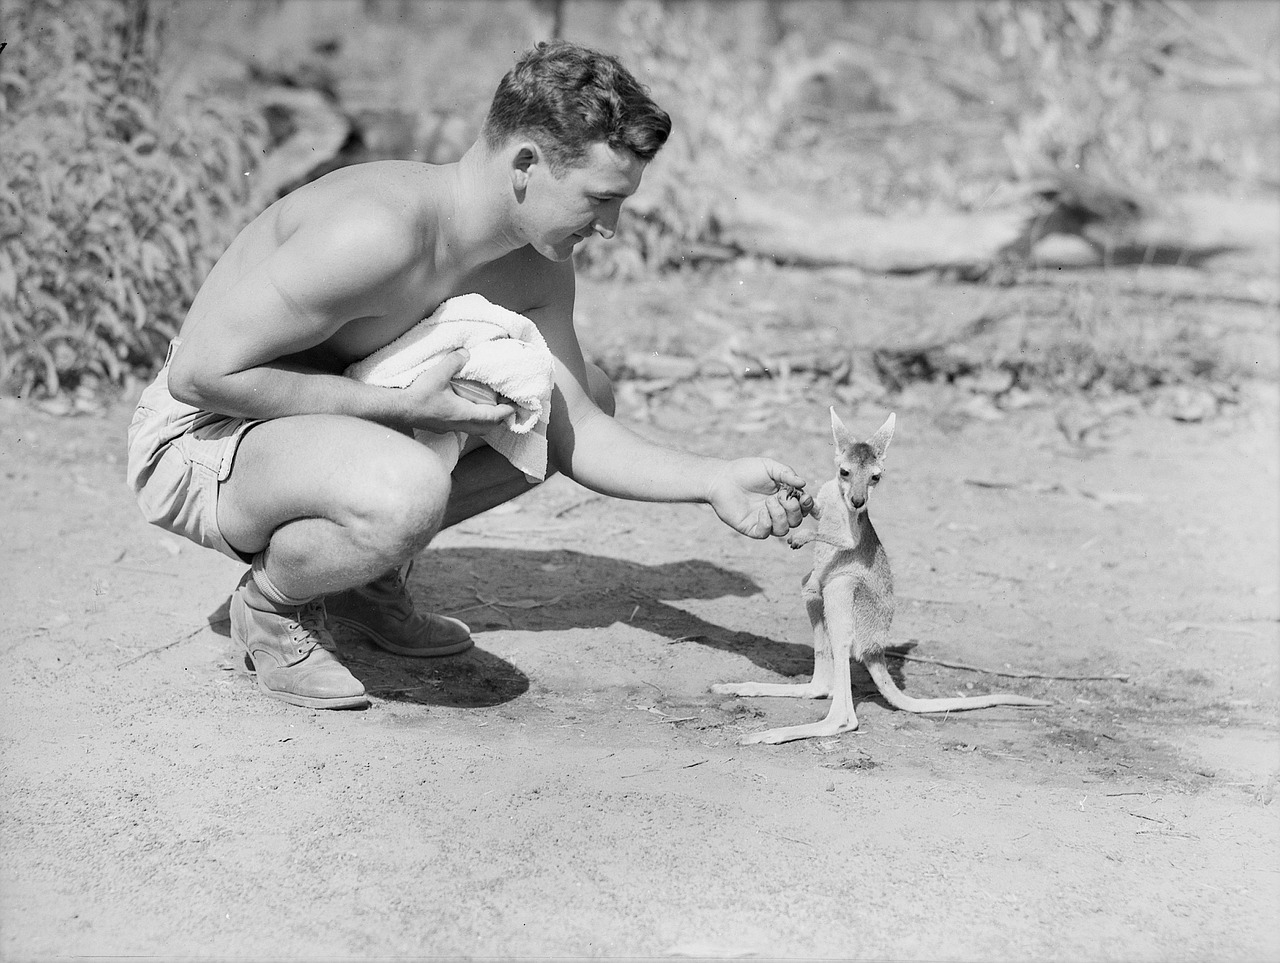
[318,261,547,368]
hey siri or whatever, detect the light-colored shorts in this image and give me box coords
[126,340,261,562]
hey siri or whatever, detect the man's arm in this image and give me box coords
[529,261,810,538]
[167,208,512,435]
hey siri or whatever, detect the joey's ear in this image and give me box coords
[830,407,855,450]
[868,412,896,459]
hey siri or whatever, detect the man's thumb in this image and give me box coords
[431,347,469,382]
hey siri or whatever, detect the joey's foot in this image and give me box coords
[712,681,831,700]
[740,717,860,745]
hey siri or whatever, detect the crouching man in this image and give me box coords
[127,40,810,709]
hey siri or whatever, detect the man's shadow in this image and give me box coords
[209,547,817,708]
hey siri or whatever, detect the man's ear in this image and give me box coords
[511,143,539,194]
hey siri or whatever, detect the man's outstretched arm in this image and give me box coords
[530,265,811,538]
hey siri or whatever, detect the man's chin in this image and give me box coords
[537,240,576,263]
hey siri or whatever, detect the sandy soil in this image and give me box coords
[2,268,1278,961]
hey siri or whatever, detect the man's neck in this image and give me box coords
[434,146,525,274]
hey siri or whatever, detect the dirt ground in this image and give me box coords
[2,266,1278,961]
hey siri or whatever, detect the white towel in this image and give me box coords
[344,293,557,481]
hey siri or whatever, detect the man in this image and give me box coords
[127,40,811,710]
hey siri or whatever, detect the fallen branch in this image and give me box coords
[884,646,1129,682]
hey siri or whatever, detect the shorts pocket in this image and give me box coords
[132,445,194,531]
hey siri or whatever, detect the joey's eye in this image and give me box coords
[839,468,850,478]
[870,472,883,484]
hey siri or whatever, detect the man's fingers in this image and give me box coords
[782,492,805,528]
[438,348,472,382]
[764,495,788,537]
[459,403,518,434]
[477,403,517,424]
[769,462,807,491]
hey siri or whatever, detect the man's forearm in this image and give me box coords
[557,409,725,504]
[171,360,410,427]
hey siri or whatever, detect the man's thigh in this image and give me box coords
[217,414,454,556]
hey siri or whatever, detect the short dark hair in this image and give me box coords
[482,40,671,170]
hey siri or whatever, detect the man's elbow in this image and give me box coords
[165,356,214,410]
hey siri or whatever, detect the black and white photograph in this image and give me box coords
[1,0,1277,958]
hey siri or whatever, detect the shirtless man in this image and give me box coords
[127,40,811,710]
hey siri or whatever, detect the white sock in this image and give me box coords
[249,552,312,608]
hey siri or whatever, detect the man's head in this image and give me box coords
[481,41,672,262]
[482,40,671,172]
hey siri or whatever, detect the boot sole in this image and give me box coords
[253,671,368,709]
[329,615,474,658]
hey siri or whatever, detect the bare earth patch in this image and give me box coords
[2,268,1277,959]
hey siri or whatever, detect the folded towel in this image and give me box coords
[344,293,557,481]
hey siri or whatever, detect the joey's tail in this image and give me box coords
[863,652,1050,712]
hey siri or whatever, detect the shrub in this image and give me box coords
[0,0,267,400]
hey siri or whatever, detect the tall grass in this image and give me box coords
[0,0,266,400]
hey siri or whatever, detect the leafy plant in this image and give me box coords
[972,0,1276,195]
[0,0,267,400]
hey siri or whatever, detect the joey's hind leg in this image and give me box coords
[711,587,832,700]
[739,580,860,744]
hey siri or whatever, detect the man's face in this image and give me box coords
[520,141,646,262]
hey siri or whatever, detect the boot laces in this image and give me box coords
[287,600,335,653]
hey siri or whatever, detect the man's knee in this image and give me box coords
[346,447,452,560]
[586,362,616,417]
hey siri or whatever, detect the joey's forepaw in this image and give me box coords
[786,531,812,550]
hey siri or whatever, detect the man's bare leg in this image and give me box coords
[218,414,454,599]
[214,413,456,707]
[215,367,615,705]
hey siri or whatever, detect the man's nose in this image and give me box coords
[593,207,619,239]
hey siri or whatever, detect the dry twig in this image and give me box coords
[116,617,229,669]
[884,646,1129,682]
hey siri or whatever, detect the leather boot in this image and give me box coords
[231,573,368,709]
[327,561,472,657]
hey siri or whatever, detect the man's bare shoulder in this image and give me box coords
[274,162,445,257]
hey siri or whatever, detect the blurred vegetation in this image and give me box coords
[0,0,266,401]
[2,0,1275,407]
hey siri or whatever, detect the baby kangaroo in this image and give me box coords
[713,409,1049,745]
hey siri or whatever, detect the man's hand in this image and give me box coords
[705,458,813,539]
[400,349,517,435]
